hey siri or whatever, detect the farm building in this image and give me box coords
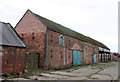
[0,21,26,73]
[110,52,118,61]
[15,10,110,69]
[99,47,111,62]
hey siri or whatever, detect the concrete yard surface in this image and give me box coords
[1,61,118,80]
[28,61,118,80]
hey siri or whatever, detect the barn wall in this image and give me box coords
[15,10,99,69]
[47,30,83,68]
[46,30,99,68]
[2,46,25,73]
[84,42,99,64]
[15,10,47,68]
[15,10,46,33]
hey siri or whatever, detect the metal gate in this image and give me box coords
[73,50,81,65]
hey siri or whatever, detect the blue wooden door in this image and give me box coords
[73,50,77,65]
[73,50,81,65]
[94,54,96,63]
[77,51,81,65]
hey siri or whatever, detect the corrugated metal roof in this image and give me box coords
[0,21,26,48]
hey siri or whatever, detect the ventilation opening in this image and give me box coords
[32,33,34,40]
[22,33,24,40]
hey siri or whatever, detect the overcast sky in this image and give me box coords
[0,0,119,52]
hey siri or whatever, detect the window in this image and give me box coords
[69,43,70,46]
[66,46,67,48]
[51,54,53,58]
[69,40,70,42]
[51,50,53,58]
[59,35,64,45]
[51,50,52,53]
[85,43,87,49]
[51,35,53,37]
[69,40,70,46]
[61,55,62,58]
[51,40,53,43]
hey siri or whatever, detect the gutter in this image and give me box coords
[47,28,109,50]
[98,47,99,63]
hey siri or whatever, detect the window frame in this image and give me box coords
[59,35,64,46]
[93,46,95,52]
[85,43,87,49]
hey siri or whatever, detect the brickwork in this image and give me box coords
[47,30,99,68]
[84,42,99,64]
[2,46,25,73]
[15,10,46,33]
[15,10,47,68]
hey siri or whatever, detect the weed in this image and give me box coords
[92,78,99,80]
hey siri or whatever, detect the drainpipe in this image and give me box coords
[101,53,102,62]
[82,41,84,64]
[98,47,99,63]
[46,29,48,68]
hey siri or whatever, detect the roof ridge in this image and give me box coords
[30,10,109,49]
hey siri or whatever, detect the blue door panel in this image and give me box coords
[94,54,96,63]
[73,51,77,65]
[77,51,81,65]
[73,50,81,65]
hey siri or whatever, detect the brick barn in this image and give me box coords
[15,10,110,69]
[0,22,26,73]
[99,47,111,62]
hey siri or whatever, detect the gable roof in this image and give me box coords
[0,21,26,48]
[30,10,109,50]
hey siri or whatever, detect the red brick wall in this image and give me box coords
[84,42,99,64]
[2,46,25,73]
[18,32,46,68]
[47,29,83,68]
[47,30,99,68]
[15,10,47,68]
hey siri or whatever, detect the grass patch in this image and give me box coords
[91,78,99,80]
[116,75,120,80]
[49,72,78,77]
[2,72,31,80]
[86,69,101,79]
[87,73,96,79]
[86,75,91,79]
[59,74,77,77]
